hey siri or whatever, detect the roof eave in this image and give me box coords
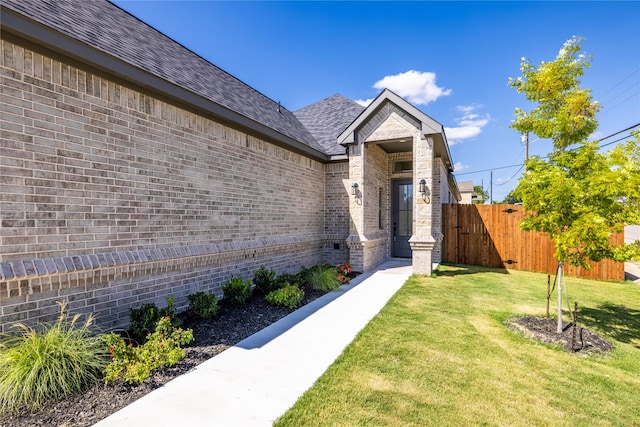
[1,6,330,163]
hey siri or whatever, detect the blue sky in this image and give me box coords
[112,0,640,202]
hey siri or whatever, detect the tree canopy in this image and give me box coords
[472,185,488,205]
[509,37,640,269]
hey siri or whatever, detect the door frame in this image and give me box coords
[391,178,413,258]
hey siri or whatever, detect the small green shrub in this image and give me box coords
[253,266,278,295]
[158,295,181,327]
[187,291,219,319]
[103,316,194,385]
[222,276,252,304]
[305,264,342,292]
[276,272,302,288]
[129,303,159,343]
[129,295,181,343]
[0,303,108,414]
[266,285,305,309]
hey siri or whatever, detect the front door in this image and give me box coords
[392,179,413,257]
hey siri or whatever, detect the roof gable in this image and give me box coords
[338,89,454,171]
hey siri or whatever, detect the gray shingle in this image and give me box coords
[3,0,327,154]
[294,94,365,156]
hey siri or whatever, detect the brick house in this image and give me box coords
[0,0,459,332]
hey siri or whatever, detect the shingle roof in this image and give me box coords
[2,0,330,155]
[294,94,365,156]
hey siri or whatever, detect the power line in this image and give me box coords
[455,163,523,176]
[494,165,525,186]
[454,123,639,177]
[598,67,640,103]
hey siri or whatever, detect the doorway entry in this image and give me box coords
[392,179,413,258]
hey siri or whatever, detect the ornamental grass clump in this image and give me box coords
[265,285,305,309]
[305,264,342,292]
[0,302,108,414]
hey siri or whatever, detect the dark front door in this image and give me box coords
[392,179,413,258]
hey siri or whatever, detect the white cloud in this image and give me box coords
[372,70,451,105]
[355,98,374,107]
[445,105,491,145]
[453,162,468,172]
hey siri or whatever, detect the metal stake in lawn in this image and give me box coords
[572,301,579,351]
[546,274,551,318]
[557,261,564,333]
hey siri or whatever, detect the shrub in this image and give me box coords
[337,261,353,284]
[252,266,278,295]
[103,316,194,385]
[129,295,181,343]
[0,303,108,414]
[221,276,252,304]
[187,291,219,319]
[305,264,342,292]
[265,285,305,309]
[275,272,302,288]
[129,303,159,344]
[158,295,181,327]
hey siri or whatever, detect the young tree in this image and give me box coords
[509,37,640,332]
[472,185,489,204]
[500,190,522,205]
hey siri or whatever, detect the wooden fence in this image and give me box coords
[441,204,624,281]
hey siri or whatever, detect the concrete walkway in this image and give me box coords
[625,262,640,283]
[93,260,412,427]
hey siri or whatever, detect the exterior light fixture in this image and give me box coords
[351,182,359,196]
[419,179,427,195]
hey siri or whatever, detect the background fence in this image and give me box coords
[441,204,624,281]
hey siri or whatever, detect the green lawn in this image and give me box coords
[275,264,640,426]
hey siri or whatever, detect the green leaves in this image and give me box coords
[510,35,640,268]
[0,303,108,414]
[515,135,640,268]
[509,36,599,150]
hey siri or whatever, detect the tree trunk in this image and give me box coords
[557,261,563,333]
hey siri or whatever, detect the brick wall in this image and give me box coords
[323,161,350,265]
[432,158,447,263]
[0,37,325,332]
[361,143,389,269]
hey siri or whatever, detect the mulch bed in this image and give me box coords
[507,315,614,354]
[0,288,329,427]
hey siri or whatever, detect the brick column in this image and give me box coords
[347,143,365,272]
[410,133,435,275]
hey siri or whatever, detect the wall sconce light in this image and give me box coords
[351,182,359,196]
[419,179,427,195]
[419,178,430,203]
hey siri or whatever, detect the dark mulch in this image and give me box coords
[507,315,614,354]
[0,288,328,427]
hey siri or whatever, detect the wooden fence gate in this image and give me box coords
[441,204,624,281]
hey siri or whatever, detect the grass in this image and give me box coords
[0,303,108,414]
[275,264,640,426]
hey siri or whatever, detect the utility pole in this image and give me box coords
[525,132,529,162]
[490,170,493,204]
